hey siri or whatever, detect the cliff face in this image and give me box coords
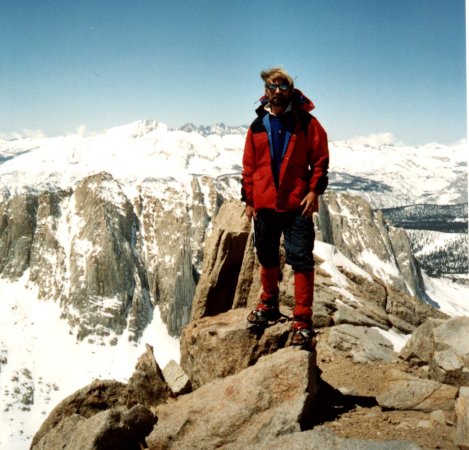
[315,191,427,300]
[0,171,222,341]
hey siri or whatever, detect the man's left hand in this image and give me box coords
[300,192,319,216]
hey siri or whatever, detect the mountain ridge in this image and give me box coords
[1,119,466,208]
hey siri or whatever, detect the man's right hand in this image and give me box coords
[245,205,256,221]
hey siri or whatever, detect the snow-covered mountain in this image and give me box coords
[0,120,467,449]
[329,139,467,208]
[1,121,466,207]
[0,120,244,199]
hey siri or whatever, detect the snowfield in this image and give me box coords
[0,273,179,449]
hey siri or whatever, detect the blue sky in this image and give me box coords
[0,0,466,145]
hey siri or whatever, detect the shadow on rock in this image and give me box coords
[307,371,379,428]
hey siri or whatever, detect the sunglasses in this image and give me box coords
[266,83,290,92]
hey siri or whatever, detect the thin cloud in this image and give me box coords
[67,125,88,137]
[0,129,47,140]
[347,132,398,147]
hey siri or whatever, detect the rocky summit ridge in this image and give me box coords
[30,202,469,449]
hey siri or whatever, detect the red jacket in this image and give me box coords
[242,90,329,212]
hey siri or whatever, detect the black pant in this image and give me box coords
[254,209,315,272]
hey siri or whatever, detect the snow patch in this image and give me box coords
[315,241,373,284]
[374,327,411,353]
[423,273,469,316]
[359,249,400,282]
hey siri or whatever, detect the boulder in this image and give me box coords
[31,346,168,447]
[30,380,129,448]
[162,359,191,396]
[190,201,250,321]
[311,272,337,328]
[455,386,469,449]
[376,369,458,412]
[401,317,469,387]
[180,308,291,389]
[429,410,447,425]
[400,318,446,365]
[318,324,397,363]
[31,414,85,450]
[232,226,259,310]
[147,347,318,450]
[266,426,421,450]
[430,317,469,387]
[31,404,156,450]
[126,344,169,408]
[332,302,390,330]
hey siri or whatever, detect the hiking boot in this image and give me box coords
[247,303,281,327]
[290,327,315,347]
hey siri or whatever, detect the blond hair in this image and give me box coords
[260,67,294,88]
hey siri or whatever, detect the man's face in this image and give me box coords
[265,77,292,109]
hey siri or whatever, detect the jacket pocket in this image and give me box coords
[252,166,274,207]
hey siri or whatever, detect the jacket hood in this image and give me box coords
[258,88,315,113]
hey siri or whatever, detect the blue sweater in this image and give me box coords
[262,114,291,187]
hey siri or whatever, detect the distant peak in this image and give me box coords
[177,123,248,137]
[105,120,163,138]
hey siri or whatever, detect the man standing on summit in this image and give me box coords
[242,67,329,346]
